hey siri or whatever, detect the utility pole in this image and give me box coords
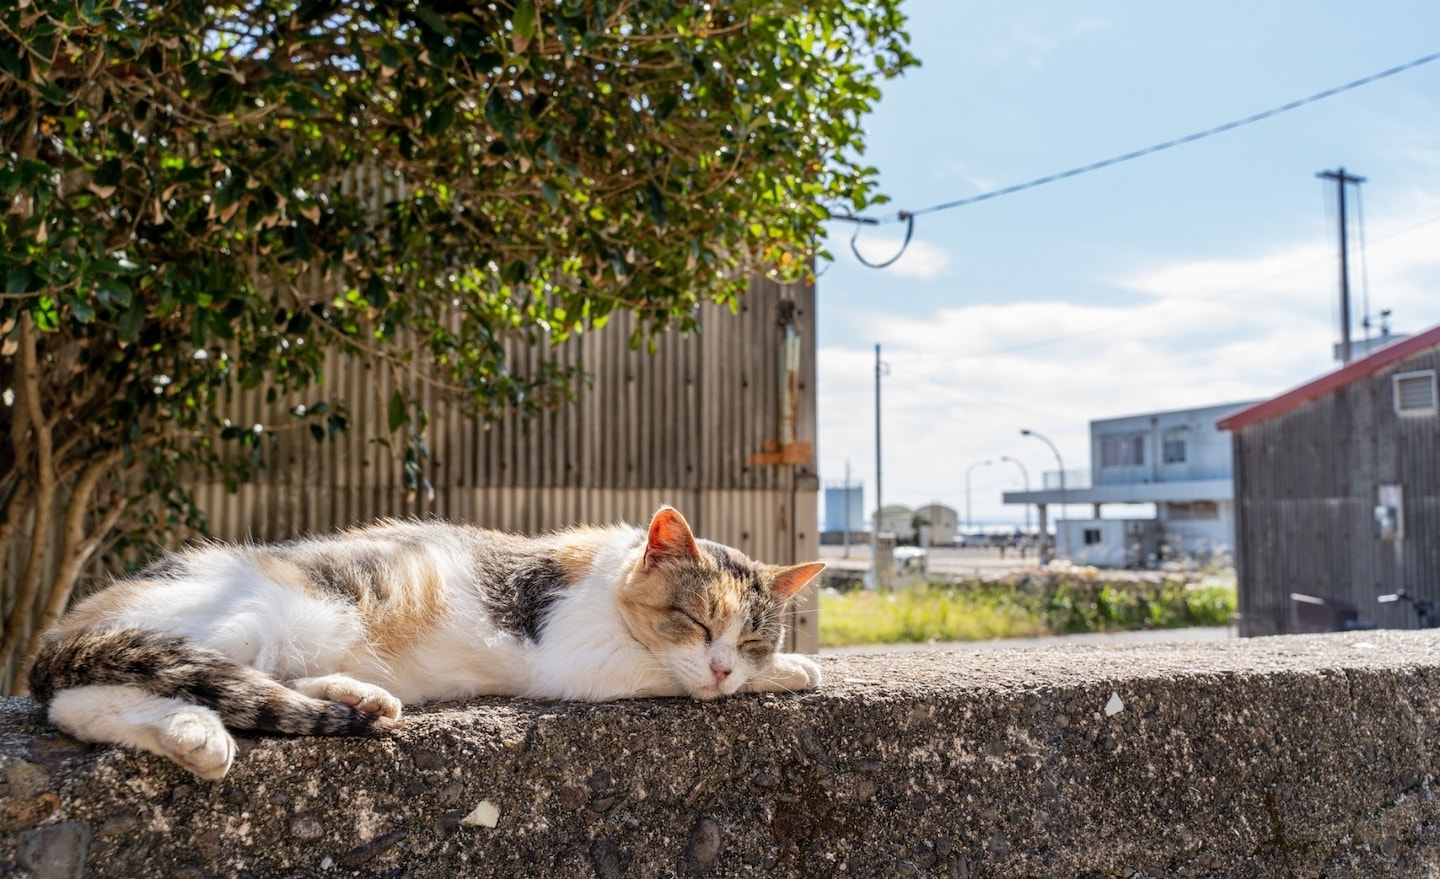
[842,459,853,559]
[874,344,883,542]
[1317,167,1365,363]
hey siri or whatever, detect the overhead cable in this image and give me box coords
[836,50,1440,269]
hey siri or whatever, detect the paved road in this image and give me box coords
[821,543,1054,579]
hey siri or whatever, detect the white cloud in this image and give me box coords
[817,205,1440,529]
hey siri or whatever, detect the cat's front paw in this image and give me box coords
[290,675,403,720]
[748,653,823,694]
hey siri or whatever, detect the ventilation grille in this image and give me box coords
[1394,370,1438,414]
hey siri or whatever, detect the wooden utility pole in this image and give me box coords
[1317,167,1365,363]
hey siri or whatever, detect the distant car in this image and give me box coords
[892,546,928,572]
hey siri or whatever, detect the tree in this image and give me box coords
[0,0,915,688]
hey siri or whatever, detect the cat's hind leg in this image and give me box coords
[744,653,824,694]
[48,684,235,780]
[288,674,403,720]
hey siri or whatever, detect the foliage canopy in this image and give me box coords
[0,0,915,685]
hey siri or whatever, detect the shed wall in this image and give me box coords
[1232,347,1440,636]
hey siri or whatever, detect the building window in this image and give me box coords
[1168,501,1219,520]
[1394,370,1438,415]
[1100,435,1145,467]
[1162,433,1187,464]
[1083,528,1103,545]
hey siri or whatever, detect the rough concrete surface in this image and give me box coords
[5,630,1440,878]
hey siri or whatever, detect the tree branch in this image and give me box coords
[34,449,127,638]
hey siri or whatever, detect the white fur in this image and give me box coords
[44,521,822,779]
[526,530,686,700]
[49,685,235,780]
[109,553,365,677]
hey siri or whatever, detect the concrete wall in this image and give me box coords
[6,631,1440,878]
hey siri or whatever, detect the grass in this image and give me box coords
[819,569,1238,648]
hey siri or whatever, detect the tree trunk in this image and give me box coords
[1,315,58,691]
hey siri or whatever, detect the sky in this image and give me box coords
[815,0,1440,530]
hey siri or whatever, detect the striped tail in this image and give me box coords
[28,627,392,736]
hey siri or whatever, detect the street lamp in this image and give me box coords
[965,459,993,532]
[1020,429,1068,561]
[999,455,1031,536]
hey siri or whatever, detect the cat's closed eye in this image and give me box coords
[671,609,712,641]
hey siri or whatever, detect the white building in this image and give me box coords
[876,504,916,542]
[913,502,959,547]
[1003,401,1256,566]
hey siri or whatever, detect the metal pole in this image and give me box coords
[1021,429,1068,561]
[843,460,852,558]
[965,460,992,531]
[874,343,882,541]
[1000,456,1031,535]
[1317,167,1366,363]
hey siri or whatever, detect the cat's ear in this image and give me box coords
[644,506,700,568]
[771,562,826,599]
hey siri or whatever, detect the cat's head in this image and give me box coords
[618,506,824,700]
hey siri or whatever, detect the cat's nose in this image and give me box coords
[710,660,732,683]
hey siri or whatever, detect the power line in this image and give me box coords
[856,210,1440,365]
[835,50,1440,268]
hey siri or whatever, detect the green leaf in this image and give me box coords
[512,0,537,52]
[388,389,407,433]
[5,264,33,294]
[116,300,145,343]
[69,297,96,324]
[412,6,450,36]
[93,158,122,187]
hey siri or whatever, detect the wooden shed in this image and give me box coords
[1218,325,1440,636]
[194,276,822,650]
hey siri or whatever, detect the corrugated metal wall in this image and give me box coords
[1232,347,1440,636]
[194,276,822,650]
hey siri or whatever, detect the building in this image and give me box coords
[823,483,866,535]
[1003,401,1256,566]
[913,503,959,547]
[876,504,916,542]
[1218,325,1440,637]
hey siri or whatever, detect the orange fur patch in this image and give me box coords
[552,528,611,586]
[361,550,448,659]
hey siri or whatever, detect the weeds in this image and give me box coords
[819,568,1237,647]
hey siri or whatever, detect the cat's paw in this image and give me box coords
[158,709,236,780]
[749,653,823,694]
[290,675,403,720]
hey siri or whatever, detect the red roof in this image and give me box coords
[1217,323,1440,431]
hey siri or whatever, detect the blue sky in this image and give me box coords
[816,0,1440,528]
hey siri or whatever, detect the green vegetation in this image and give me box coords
[0,0,916,688]
[820,571,1238,648]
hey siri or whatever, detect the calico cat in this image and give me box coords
[27,506,825,780]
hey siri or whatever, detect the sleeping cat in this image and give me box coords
[27,506,825,780]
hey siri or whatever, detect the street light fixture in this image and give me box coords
[999,455,1031,537]
[1020,429,1068,561]
[965,459,993,533]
